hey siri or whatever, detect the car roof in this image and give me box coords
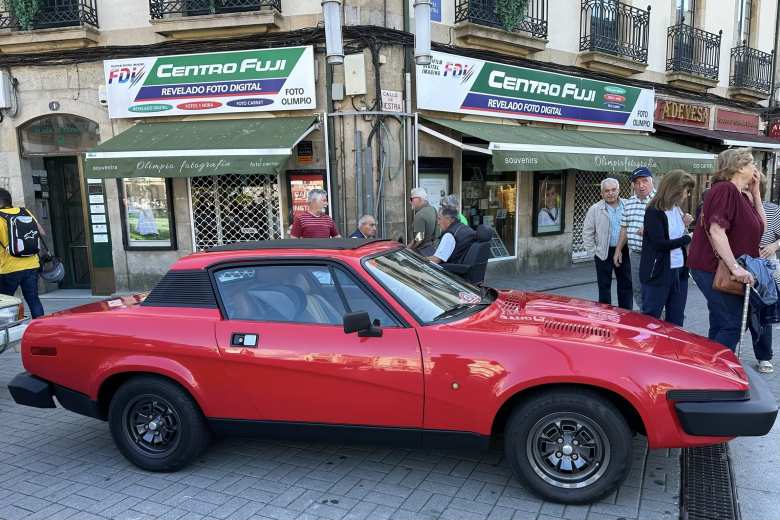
[208,238,386,252]
[171,239,404,271]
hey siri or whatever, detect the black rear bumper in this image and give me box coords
[674,366,778,436]
[8,371,103,419]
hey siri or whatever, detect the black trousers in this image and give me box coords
[594,246,633,310]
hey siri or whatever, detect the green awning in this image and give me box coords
[422,118,716,174]
[85,116,318,178]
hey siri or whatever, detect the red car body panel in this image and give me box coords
[18,241,756,450]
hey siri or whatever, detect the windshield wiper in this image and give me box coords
[431,303,489,322]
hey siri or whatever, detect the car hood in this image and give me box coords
[466,290,745,383]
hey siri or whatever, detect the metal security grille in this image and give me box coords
[571,171,631,261]
[190,174,282,251]
[680,444,739,520]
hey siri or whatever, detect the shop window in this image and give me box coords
[532,172,566,237]
[190,174,282,251]
[118,177,176,250]
[462,156,516,259]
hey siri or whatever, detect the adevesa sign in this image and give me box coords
[104,46,316,118]
[417,51,654,130]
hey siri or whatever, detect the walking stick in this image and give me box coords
[736,282,751,359]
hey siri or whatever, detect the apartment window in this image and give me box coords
[676,0,695,25]
[737,0,753,45]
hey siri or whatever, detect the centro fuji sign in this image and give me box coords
[417,51,654,131]
[103,46,316,118]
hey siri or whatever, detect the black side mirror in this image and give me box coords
[343,311,382,337]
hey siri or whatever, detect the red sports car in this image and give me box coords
[8,239,778,503]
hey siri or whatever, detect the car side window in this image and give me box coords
[215,264,399,327]
[332,268,400,327]
[215,265,347,325]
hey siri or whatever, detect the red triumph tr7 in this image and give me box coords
[8,239,778,504]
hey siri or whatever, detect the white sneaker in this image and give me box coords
[758,360,774,373]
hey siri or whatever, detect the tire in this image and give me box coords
[504,389,632,504]
[108,376,210,472]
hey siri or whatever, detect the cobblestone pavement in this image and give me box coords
[1,267,774,520]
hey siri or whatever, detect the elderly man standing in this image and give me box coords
[290,189,341,238]
[614,167,656,310]
[427,206,476,264]
[409,187,438,256]
[583,178,632,309]
[349,215,377,239]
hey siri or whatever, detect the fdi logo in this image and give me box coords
[443,62,475,83]
[108,64,146,87]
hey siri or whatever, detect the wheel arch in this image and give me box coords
[96,370,204,419]
[491,382,648,441]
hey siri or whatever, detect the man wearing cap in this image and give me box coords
[614,167,656,310]
[409,187,439,256]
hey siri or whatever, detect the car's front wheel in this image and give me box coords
[504,389,632,504]
[108,376,210,472]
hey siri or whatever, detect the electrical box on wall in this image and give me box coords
[344,53,367,96]
[98,85,108,106]
[0,71,13,109]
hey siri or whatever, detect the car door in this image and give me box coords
[213,262,424,429]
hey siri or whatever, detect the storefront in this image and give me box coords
[415,51,715,272]
[654,97,780,203]
[81,46,326,293]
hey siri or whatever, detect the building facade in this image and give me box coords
[0,0,776,295]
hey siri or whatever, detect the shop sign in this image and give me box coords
[654,100,710,127]
[296,141,313,163]
[416,50,654,130]
[768,120,780,139]
[715,108,759,134]
[103,46,316,119]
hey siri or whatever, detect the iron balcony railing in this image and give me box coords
[579,1,650,63]
[730,43,773,94]
[149,0,280,18]
[666,21,722,80]
[0,0,98,30]
[454,0,548,39]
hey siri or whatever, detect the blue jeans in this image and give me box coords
[749,322,773,362]
[641,268,688,326]
[690,268,744,351]
[0,268,44,318]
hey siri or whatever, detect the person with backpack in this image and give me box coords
[0,188,44,318]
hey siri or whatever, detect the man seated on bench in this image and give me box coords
[427,206,476,266]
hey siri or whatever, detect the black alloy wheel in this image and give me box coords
[108,376,210,472]
[504,389,633,504]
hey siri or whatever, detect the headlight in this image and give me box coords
[0,304,20,326]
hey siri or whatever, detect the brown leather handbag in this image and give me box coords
[702,208,745,295]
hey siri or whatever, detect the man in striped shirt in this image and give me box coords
[614,167,655,310]
[290,189,341,239]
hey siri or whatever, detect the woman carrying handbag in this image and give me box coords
[688,148,766,352]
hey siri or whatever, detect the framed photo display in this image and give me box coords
[533,172,566,237]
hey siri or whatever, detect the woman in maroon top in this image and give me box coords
[688,148,766,351]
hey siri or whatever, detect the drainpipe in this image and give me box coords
[325,59,342,229]
[771,4,780,110]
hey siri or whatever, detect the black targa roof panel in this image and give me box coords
[207,238,393,252]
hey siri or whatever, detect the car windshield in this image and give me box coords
[363,249,494,324]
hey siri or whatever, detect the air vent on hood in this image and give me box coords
[543,320,611,339]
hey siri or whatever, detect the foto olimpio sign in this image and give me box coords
[417,51,654,130]
[104,46,316,118]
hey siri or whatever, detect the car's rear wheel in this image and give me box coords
[108,376,209,472]
[504,389,632,504]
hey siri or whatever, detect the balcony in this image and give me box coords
[149,0,281,40]
[728,44,773,102]
[0,0,99,53]
[578,1,649,77]
[454,0,548,57]
[666,22,722,92]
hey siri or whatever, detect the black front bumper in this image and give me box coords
[674,366,779,436]
[8,371,103,419]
